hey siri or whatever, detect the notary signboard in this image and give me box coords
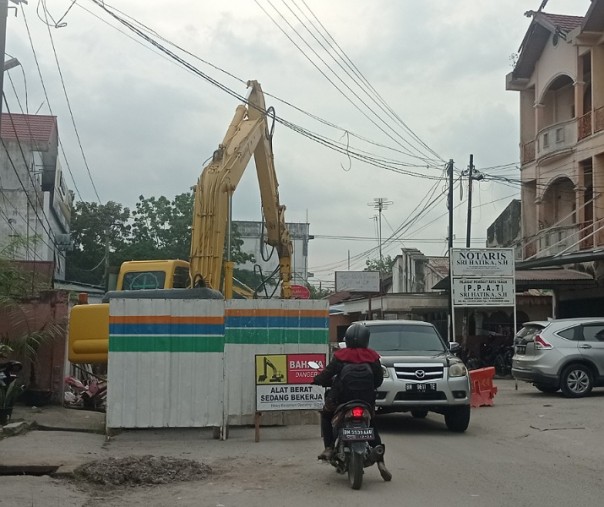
[450,248,514,277]
[452,278,515,306]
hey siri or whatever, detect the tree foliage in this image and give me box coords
[364,255,395,275]
[66,201,131,285]
[307,283,332,300]
[66,194,257,288]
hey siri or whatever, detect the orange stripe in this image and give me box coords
[110,315,224,325]
[224,309,328,317]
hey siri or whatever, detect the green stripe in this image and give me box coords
[225,328,328,345]
[110,335,224,352]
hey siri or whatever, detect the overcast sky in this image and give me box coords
[4,0,591,288]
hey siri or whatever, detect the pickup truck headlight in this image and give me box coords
[449,362,468,378]
[381,365,390,378]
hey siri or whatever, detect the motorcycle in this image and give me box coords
[328,399,391,489]
[309,360,391,490]
[0,360,22,387]
[64,374,107,411]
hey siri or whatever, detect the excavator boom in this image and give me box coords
[189,81,293,298]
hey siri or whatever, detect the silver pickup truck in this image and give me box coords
[356,320,471,432]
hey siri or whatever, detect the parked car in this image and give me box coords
[512,318,604,397]
[356,320,471,432]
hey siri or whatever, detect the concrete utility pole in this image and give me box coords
[447,160,454,341]
[0,1,27,132]
[463,154,484,248]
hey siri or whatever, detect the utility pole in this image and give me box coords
[447,160,454,341]
[368,197,392,264]
[0,1,26,132]
[464,154,484,248]
[466,154,474,248]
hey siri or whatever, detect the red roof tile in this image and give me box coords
[541,12,584,32]
[0,113,57,144]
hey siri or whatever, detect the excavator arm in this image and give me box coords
[189,80,293,298]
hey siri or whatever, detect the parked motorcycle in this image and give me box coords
[64,374,107,411]
[327,400,392,489]
[0,360,22,387]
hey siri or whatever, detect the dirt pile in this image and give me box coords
[74,455,211,486]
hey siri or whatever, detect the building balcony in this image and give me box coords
[536,225,580,257]
[520,108,604,167]
[536,119,577,159]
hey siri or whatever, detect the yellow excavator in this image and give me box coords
[69,81,294,364]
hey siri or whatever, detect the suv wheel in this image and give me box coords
[560,364,593,398]
[444,405,470,432]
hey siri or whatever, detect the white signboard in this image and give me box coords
[335,271,380,292]
[451,248,515,277]
[452,278,515,306]
[256,384,325,411]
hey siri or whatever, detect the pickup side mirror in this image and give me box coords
[449,342,461,354]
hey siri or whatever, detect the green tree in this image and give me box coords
[307,282,332,300]
[364,255,395,275]
[65,201,130,285]
[67,194,261,288]
[119,193,193,263]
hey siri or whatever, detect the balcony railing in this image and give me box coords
[536,225,580,256]
[578,111,592,140]
[536,119,577,159]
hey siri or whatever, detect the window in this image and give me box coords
[581,324,604,342]
[173,267,190,288]
[555,127,564,143]
[122,271,166,290]
[368,324,447,355]
[543,132,550,148]
[558,327,578,340]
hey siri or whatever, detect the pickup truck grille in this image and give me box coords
[393,364,444,381]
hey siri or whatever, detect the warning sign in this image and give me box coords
[255,353,326,411]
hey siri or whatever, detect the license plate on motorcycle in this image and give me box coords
[405,382,436,392]
[340,427,375,441]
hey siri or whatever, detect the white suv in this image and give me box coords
[357,320,471,432]
[512,318,604,397]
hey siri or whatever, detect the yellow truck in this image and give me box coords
[69,81,293,364]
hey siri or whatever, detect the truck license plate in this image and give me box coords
[340,427,375,441]
[405,382,437,392]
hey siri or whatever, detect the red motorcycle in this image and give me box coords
[64,374,107,411]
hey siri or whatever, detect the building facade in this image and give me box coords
[234,220,310,285]
[0,113,71,280]
[506,5,604,268]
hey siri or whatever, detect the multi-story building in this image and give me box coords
[506,5,604,270]
[0,113,72,280]
[233,220,311,285]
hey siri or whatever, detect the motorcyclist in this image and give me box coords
[312,323,390,478]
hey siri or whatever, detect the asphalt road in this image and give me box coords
[1,378,603,506]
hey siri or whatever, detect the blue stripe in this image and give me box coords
[109,323,225,335]
[225,316,327,329]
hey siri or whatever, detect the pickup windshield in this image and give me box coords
[368,324,447,355]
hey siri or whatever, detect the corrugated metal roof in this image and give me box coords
[432,268,595,291]
[0,113,57,143]
[515,268,592,281]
